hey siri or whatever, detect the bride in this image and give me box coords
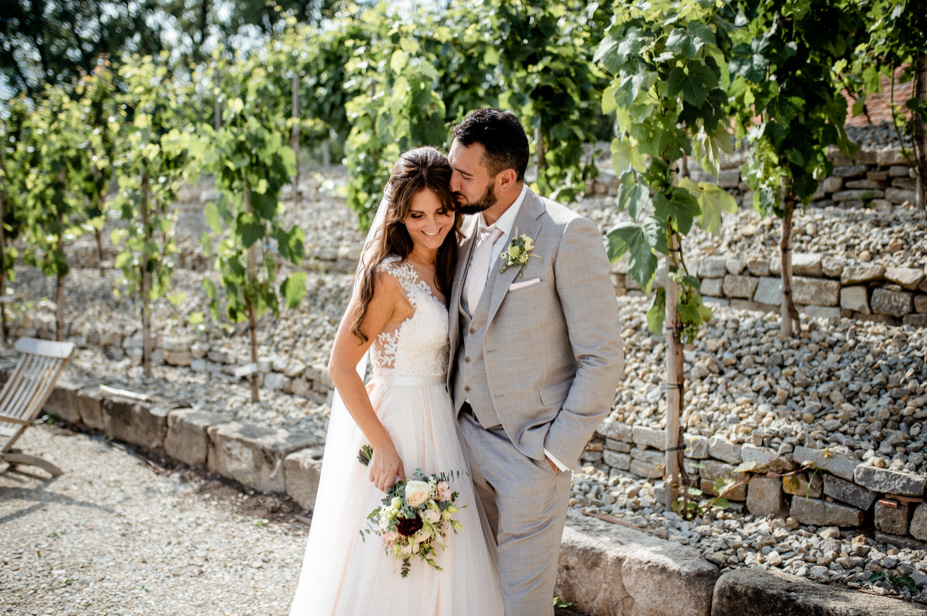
[288,147,504,615]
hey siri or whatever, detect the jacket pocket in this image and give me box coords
[539,376,572,407]
[508,277,542,292]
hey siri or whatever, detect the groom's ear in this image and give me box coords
[495,168,518,191]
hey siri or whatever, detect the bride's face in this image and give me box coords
[404,189,455,254]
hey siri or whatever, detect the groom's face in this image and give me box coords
[448,140,497,215]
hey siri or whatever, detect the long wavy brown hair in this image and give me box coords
[351,146,461,342]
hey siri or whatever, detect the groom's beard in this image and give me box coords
[454,183,497,215]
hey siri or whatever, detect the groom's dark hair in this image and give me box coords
[452,109,529,182]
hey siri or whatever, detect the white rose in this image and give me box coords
[404,480,431,507]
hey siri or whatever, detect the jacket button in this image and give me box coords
[469,327,476,334]
[464,386,470,392]
[465,356,471,363]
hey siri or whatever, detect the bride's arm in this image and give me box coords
[328,270,409,492]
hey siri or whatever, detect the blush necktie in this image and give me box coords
[465,226,504,311]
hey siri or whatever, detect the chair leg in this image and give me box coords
[0,452,64,476]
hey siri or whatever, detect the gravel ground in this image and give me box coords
[0,425,588,616]
[0,425,308,616]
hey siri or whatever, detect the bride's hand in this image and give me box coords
[369,444,405,492]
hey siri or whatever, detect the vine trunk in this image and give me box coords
[244,181,260,403]
[664,231,684,509]
[140,172,153,378]
[915,52,926,209]
[780,190,800,338]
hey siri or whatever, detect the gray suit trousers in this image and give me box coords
[459,411,571,616]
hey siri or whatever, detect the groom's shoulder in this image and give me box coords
[535,192,592,229]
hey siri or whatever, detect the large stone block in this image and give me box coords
[207,421,313,494]
[791,253,823,277]
[841,264,885,285]
[854,464,926,496]
[718,169,740,188]
[875,500,910,536]
[819,176,843,193]
[911,503,927,542]
[905,314,927,328]
[783,472,823,498]
[741,444,792,473]
[163,351,193,367]
[821,256,847,278]
[885,187,916,205]
[871,288,913,317]
[284,446,325,511]
[833,189,883,202]
[76,387,105,431]
[711,568,927,616]
[603,450,630,471]
[708,436,742,464]
[916,295,927,313]
[723,275,758,299]
[42,377,83,424]
[792,445,860,481]
[631,426,666,451]
[684,433,710,459]
[557,510,718,616]
[885,267,925,291]
[747,476,788,518]
[102,396,170,451]
[840,286,870,314]
[164,408,230,467]
[753,277,782,306]
[792,277,840,307]
[699,257,727,278]
[701,277,724,297]
[597,416,632,442]
[746,256,770,277]
[831,164,869,178]
[161,336,195,352]
[790,496,864,527]
[630,448,664,479]
[823,475,877,511]
[802,305,840,319]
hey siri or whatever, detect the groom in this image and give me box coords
[447,109,624,615]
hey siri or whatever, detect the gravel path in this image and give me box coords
[1,425,308,616]
[0,426,588,616]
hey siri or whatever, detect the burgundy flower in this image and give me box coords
[397,515,424,537]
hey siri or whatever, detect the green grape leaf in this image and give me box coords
[606,222,658,291]
[697,183,737,235]
[647,286,666,336]
[280,272,307,309]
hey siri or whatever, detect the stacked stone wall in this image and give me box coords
[585,418,927,547]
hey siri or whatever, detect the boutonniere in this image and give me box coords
[499,229,540,277]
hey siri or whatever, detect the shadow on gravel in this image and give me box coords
[0,466,114,525]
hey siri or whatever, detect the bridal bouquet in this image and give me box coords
[358,445,462,578]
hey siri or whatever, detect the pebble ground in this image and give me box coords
[0,425,587,616]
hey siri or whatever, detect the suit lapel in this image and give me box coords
[485,189,544,325]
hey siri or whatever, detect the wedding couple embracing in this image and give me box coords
[288,109,624,616]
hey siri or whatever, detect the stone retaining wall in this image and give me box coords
[32,372,327,511]
[589,416,927,548]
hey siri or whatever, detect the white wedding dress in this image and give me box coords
[289,258,504,616]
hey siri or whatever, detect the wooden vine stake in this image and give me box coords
[664,230,683,506]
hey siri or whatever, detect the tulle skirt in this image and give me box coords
[288,374,504,616]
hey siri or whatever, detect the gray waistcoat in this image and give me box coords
[453,286,501,428]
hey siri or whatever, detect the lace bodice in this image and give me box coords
[370,259,449,378]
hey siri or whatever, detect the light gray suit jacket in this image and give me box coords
[447,188,624,468]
